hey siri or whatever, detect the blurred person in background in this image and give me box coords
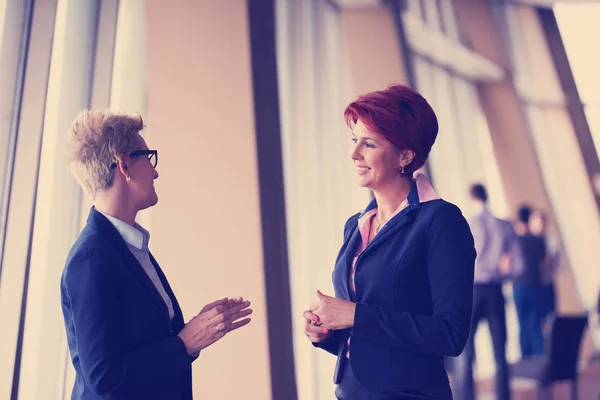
[61,110,252,400]
[513,205,545,359]
[529,209,560,325]
[453,183,522,400]
[513,213,528,237]
[301,85,476,400]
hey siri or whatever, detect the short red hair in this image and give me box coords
[344,84,438,175]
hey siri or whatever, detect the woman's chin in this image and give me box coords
[355,177,372,189]
[139,194,159,210]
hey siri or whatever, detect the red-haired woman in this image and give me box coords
[303,85,476,399]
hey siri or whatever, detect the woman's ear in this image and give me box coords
[399,149,416,168]
[116,156,130,180]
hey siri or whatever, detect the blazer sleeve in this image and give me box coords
[312,329,348,355]
[313,213,359,356]
[62,249,192,396]
[351,203,476,357]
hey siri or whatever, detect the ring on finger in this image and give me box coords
[214,325,221,332]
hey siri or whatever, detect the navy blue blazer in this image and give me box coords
[60,208,195,399]
[316,184,476,399]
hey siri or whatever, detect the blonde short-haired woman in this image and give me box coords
[60,110,252,399]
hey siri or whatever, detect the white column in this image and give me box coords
[110,0,146,115]
[110,0,150,228]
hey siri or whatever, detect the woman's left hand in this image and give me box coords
[310,290,356,330]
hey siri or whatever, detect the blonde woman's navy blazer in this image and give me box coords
[61,208,196,399]
[316,184,476,399]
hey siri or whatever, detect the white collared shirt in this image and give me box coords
[99,211,175,321]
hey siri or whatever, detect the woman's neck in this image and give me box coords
[373,177,412,222]
[94,190,137,226]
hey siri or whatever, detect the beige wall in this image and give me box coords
[340,5,408,96]
[146,1,271,399]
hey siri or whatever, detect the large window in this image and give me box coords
[400,0,512,381]
[555,3,600,158]
[503,3,600,316]
[0,1,121,398]
[401,3,508,216]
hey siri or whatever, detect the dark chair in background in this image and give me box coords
[510,315,588,399]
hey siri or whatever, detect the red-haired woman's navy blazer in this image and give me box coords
[316,184,476,399]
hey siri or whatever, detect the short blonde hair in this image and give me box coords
[67,110,144,197]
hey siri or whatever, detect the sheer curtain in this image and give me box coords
[276,1,370,398]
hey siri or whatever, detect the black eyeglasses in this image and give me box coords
[111,149,158,170]
[130,149,158,168]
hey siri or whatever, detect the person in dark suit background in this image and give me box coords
[301,85,476,400]
[513,205,546,358]
[61,110,252,399]
[529,209,560,325]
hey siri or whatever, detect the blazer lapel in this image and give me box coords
[88,208,171,326]
[352,206,419,273]
[369,208,417,247]
[368,181,420,247]
[120,247,172,326]
[338,223,362,300]
[150,253,185,331]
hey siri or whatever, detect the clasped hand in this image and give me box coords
[303,290,355,343]
[178,297,252,355]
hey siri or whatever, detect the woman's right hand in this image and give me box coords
[303,310,330,343]
[178,298,252,355]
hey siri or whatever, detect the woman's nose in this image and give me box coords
[350,145,361,160]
